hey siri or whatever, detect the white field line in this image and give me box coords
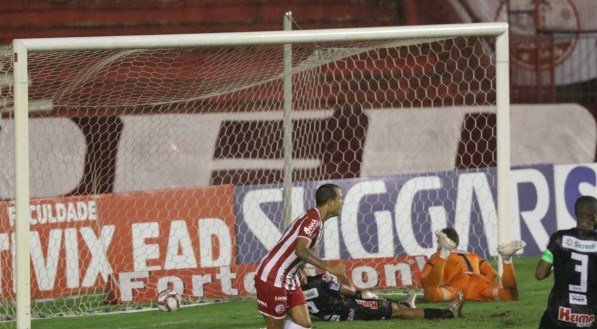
[127,320,193,329]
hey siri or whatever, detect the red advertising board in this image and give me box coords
[0,186,237,301]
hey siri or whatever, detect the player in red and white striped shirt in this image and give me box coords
[255,184,346,329]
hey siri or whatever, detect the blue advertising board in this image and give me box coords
[234,163,597,263]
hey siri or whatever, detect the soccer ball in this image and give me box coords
[156,289,181,312]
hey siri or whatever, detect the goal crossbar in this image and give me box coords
[14,22,507,51]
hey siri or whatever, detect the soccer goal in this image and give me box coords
[1,22,510,328]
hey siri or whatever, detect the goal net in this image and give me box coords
[0,23,509,325]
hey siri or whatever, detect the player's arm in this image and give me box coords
[334,271,356,297]
[295,237,346,277]
[535,250,553,280]
[479,258,497,281]
[420,261,433,285]
[536,236,556,280]
[297,266,309,286]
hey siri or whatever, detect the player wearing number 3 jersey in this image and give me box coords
[536,195,597,329]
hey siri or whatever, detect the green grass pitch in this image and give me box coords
[27,256,549,329]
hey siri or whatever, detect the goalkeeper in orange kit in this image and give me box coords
[421,228,526,302]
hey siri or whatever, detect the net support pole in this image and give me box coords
[12,40,32,329]
[282,11,294,228]
[496,29,511,278]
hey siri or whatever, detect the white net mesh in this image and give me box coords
[0,34,499,322]
[1,46,16,325]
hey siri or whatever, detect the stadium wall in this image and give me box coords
[0,0,401,44]
[1,104,594,198]
[2,0,595,105]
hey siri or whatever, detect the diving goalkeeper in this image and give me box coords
[422,228,525,302]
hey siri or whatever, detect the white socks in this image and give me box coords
[283,319,310,329]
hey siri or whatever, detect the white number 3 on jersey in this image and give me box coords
[569,252,588,293]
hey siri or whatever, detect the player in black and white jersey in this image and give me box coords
[298,268,463,322]
[535,195,597,329]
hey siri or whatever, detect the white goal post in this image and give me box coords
[9,22,510,329]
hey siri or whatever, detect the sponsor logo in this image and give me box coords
[356,300,379,309]
[304,288,319,300]
[495,0,579,69]
[569,293,587,306]
[303,219,319,235]
[7,201,98,227]
[274,296,287,301]
[562,236,597,252]
[275,304,286,315]
[558,307,595,326]
[257,299,268,308]
[323,315,341,322]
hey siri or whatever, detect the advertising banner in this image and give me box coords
[2,162,597,302]
[0,185,423,302]
[0,186,238,301]
[235,170,504,262]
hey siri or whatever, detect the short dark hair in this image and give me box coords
[442,227,460,246]
[316,184,340,206]
[574,195,597,220]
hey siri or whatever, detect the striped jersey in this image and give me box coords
[256,208,323,290]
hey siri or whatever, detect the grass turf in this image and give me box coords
[24,256,549,329]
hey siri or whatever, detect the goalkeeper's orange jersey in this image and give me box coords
[422,250,497,287]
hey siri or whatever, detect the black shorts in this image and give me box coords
[315,298,392,321]
[539,312,561,329]
[352,299,393,321]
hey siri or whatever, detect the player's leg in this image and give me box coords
[474,273,518,301]
[497,240,526,301]
[357,290,381,299]
[497,262,519,301]
[285,305,311,328]
[285,286,311,328]
[369,288,415,308]
[468,275,506,302]
[376,288,418,311]
[405,288,416,308]
[262,315,285,329]
[538,310,560,329]
[390,292,464,320]
[424,284,460,302]
[390,302,425,319]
